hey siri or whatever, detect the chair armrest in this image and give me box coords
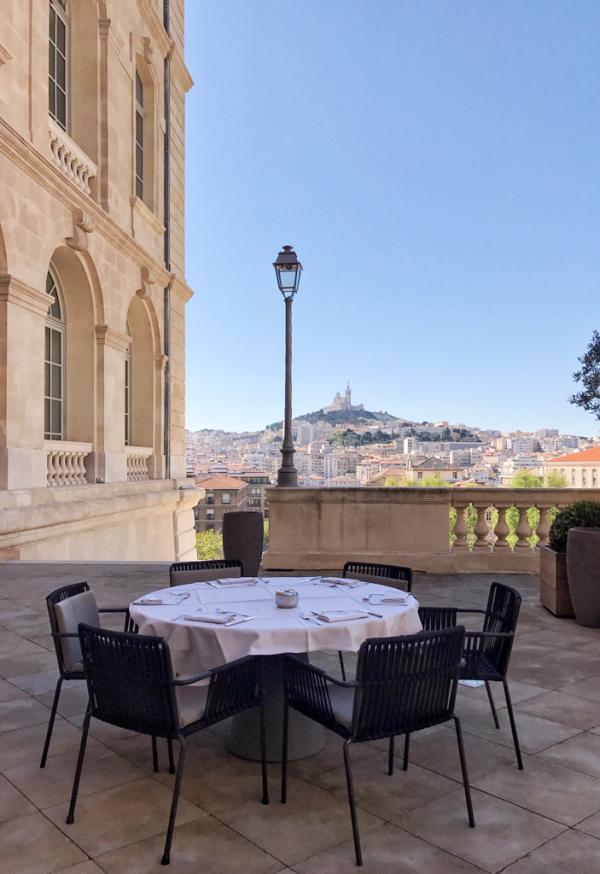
[284,653,358,688]
[171,670,212,687]
[52,631,79,639]
[98,607,129,613]
[170,654,258,687]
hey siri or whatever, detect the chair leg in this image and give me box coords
[343,741,362,866]
[167,738,175,774]
[281,698,289,804]
[40,676,63,768]
[151,736,159,772]
[485,681,500,729]
[453,716,475,828]
[403,733,410,772]
[388,736,395,776]
[161,737,186,866]
[259,690,269,804]
[66,707,91,824]
[502,679,524,770]
[338,651,347,682]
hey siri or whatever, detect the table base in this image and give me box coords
[227,653,326,762]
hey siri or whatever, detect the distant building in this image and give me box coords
[407,457,465,484]
[237,470,271,519]
[194,475,249,532]
[323,382,364,413]
[545,447,600,488]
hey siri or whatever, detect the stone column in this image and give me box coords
[0,275,50,489]
[94,324,130,483]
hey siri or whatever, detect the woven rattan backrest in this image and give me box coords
[343,562,412,592]
[203,656,261,726]
[46,582,90,676]
[481,582,521,673]
[352,627,465,740]
[78,623,179,738]
[169,560,244,586]
[418,606,458,632]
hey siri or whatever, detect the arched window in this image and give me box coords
[135,72,144,200]
[125,321,132,446]
[45,270,65,440]
[49,0,69,131]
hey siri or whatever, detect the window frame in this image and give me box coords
[49,0,70,132]
[44,269,66,441]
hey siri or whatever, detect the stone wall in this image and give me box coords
[0,1,195,560]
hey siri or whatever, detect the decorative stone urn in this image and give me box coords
[222,511,264,577]
[539,545,573,617]
[566,528,600,627]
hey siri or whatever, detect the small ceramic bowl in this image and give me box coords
[276,589,299,608]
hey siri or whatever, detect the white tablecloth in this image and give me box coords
[129,576,422,678]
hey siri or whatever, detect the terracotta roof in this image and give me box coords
[196,475,247,490]
[547,447,600,464]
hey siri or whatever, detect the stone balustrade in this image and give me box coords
[126,446,152,482]
[263,487,600,574]
[48,119,97,195]
[45,441,92,487]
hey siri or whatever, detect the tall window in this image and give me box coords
[124,325,132,446]
[44,270,65,440]
[135,72,144,200]
[49,0,69,130]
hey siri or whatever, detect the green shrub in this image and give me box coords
[548,501,600,552]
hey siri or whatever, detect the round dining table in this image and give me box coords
[129,575,422,761]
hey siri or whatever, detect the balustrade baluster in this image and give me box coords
[536,505,552,546]
[493,505,510,549]
[453,504,468,549]
[473,504,491,550]
[515,506,531,549]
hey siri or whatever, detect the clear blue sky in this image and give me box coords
[184,0,600,436]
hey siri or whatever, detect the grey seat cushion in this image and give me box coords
[171,566,241,586]
[327,684,355,728]
[176,684,209,727]
[55,590,100,673]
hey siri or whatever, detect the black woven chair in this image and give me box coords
[419,581,523,769]
[282,627,474,866]
[40,582,137,768]
[67,624,268,866]
[169,559,244,586]
[337,562,413,681]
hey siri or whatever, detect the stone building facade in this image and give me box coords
[0,0,197,559]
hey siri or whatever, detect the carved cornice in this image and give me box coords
[136,265,156,299]
[0,118,174,288]
[98,18,125,54]
[170,275,193,303]
[136,0,172,58]
[66,208,95,251]
[170,47,193,93]
[0,275,51,316]
[95,325,131,353]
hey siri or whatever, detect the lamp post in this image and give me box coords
[273,245,302,487]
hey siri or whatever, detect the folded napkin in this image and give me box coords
[365,594,409,605]
[133,596,184,606]
[179,613,235,624]
[313,610,368,623]
[213,577,257,587]
[319,577,363,588]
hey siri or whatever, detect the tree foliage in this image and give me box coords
[196,529,223,560]
[570,330,600,420]
[511,469,543,488]
[544,471,568,488]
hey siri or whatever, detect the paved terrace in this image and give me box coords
[1,563,600,872]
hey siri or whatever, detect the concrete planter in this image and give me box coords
[566,528,600,627]
[539,545,574,617]
[223,511,264,577]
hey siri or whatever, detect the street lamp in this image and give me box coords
[273,245,302,487]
